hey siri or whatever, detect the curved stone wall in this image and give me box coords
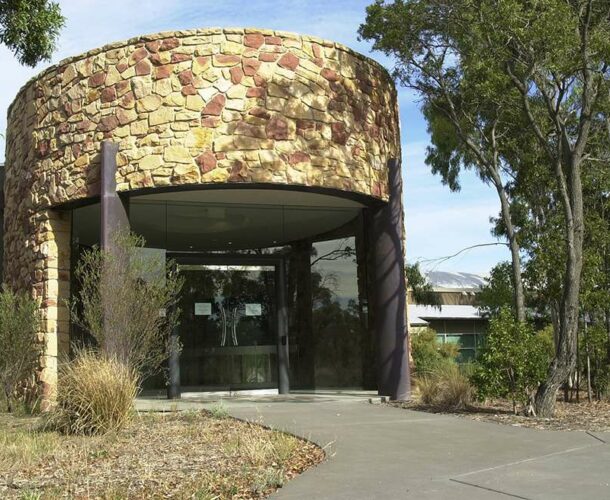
[6,27,399,209]
[3,28,401,403]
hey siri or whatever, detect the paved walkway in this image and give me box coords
[136,395,610,499]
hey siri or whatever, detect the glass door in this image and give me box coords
[177,264,278,391]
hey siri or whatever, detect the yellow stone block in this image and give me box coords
[186,128,213,148]
[149,107,174,126]
[164,145,193,163]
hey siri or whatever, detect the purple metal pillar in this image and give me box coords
[100,141,129,250]
[371,158,410,400]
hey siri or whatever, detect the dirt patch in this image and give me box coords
[0,410,324,499]
[390,399,610,432]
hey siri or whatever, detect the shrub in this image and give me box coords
[71,231,183,381]
[418,363,473,410]
[411,327,459,376]
[48,351,138,435]
[0,287,40,413]
[470,308,551,414]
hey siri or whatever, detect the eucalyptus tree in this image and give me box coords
[360,0,610,416]
[0,0,64,66]
[359,0,527,323]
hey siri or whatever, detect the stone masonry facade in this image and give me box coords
[4,28,401,403]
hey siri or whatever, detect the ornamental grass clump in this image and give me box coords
[48,351,138,435]
[418,362,473,411]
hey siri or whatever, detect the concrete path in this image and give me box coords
[136,396,610,499]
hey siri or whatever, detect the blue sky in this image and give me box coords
[0,0,509,275]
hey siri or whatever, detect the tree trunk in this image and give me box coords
[535,156,584,417]
[490,169,526,323]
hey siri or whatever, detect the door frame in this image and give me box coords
[167,252,290,397]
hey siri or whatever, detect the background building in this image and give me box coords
[408,271,488,362]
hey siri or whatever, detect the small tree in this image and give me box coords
[411,327,459,377]
[72,231,183,382]
[0,287,40,412]
[471,308,550,414]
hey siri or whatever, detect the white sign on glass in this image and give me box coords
[245,303,262,316]
[194,302,212,316]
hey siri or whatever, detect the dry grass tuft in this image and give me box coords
[418,363,473,410]
[47,351,138,435]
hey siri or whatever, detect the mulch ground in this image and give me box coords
[0,410,324,499]
[391,399,610,432]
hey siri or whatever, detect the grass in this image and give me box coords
[0,410,323,499]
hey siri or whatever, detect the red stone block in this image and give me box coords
[246,87,266,98]
[253,75,267,87]
[98,115,119,132]
[249,107,270,119]
[244,33,265,49]
[266,116,290,140]
[89,71,106,87]
[201,94,226,116]
[117,62,129,73]
[181,84,197,96]
[265,36,282,45]
[171,53,191,63]
[289,151,310,164]
[243,58,261,76]
[321,68,340,82]
[196,151,217,173]
[178,70,194,85]
[278,52,299,71]
[230,66,244,84]
[100,86,117,103]
[135,59,152,75]
[130,47,149,64]
[145,40,161,53]
[331,122,349,145]
[154,64,173,79]
[229,161,247,181]
[160,37,180,51]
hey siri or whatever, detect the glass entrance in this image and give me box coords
[177,264,278,391]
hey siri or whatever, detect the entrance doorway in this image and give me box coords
[173,256,289,393]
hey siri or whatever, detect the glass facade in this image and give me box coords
[70,190,371,393]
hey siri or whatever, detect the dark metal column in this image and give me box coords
[371,158,410,400]
[276,259,290,394]
[100,141,129,251]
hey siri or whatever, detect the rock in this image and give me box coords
[149,107,174,125]
[164,145,193,163]
[201,94,226,116]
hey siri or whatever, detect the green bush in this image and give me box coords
[0,287,40,413]
[418,363,473,410]
[48,351,138,435]
[411,327,459,376]
[470,308,550,414]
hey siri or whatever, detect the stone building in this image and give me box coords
[3,28,408,405]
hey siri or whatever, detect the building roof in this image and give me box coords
[408,304,484,325]
[425,271,486,291]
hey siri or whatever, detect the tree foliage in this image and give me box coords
[360,0,610,416]
[406,263,440,308]
[471,309,552,414]
[0,0,64,66]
